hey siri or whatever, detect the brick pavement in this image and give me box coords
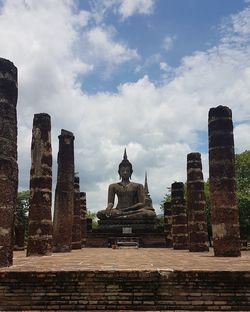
[0,248,249,272]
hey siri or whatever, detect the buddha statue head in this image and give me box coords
[118,149,133,179]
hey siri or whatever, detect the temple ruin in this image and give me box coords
[80,191,87,247]
[26,113,53,256]
[171,182,188,250]
[187,152,209,252]
[164,202,173,248]
[0,58,18,267]
[53,130,75,252]
[72,176,82,249]
[208,105,241,257]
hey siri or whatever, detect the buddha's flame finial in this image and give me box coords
[123,148,127,160]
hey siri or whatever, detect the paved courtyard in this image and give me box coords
[1,248,250,272]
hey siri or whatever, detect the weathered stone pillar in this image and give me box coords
[208,105,241,257]
[53,130,75,252]
[72,176,81,249]
[171,182,188,250]
[187,152,209,252]
[0,58,18,267]
[80,192,87,247]
[26,113,53,256]
[164,202,173,248]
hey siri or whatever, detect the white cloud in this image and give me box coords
[84,26,138,66]
[234,124,250,153]
[160,62,168,71]
[163,35,176,52]
[89,0,155,22]
[0,0,250,216]
[117,0,155,20]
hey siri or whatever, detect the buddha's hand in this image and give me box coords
[106,203,113,217]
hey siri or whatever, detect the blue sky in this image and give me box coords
[0,0,249,214]
[78,0,247,93]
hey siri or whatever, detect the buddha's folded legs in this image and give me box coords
[97,208,156,220]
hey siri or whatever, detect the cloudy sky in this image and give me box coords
[0,0,250,215]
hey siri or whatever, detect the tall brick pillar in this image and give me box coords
[80,192,87,247]
[171,182,188,250]
[164,202,173,248]
[208,105,241,257]
[53,130,75,252]
[26,113,53,256]
[0,58,18,267]
[72,176,82,249]
[187,152,209,252]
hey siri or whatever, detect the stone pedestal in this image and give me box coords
[187,152,209,252]
[0,58,18,267]
[208,106,241,257]
[88,218,165,247]
[171,182,188,250]
[97,219,156,233]
[27,113,53,256]
[72,176,81,249]
[53,130,75,252]
[164,202,173,248]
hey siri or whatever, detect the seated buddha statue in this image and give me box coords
[97,150,156,220]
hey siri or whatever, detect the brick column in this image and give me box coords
[0,58,18,267]
[26,113,53,256]
[164,202,173,248]
[171,182,188,250]
[53,130,75,252]
[187,152,209,252]
[80,192,87,247]
[208,105,241,257]
[72,176,82,249]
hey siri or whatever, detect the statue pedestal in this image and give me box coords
[97,219,156,233]
[86,219,166,248]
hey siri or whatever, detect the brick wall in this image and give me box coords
[0,270,249,310]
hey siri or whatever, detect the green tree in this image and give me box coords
[235,150,250,238]
[16,190,29,229]
[86,211,98,228]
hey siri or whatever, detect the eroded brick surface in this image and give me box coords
[0,58,18,267]
[164,202,173,248]
[27,113,53,256]
[208,106,241,257]
[53,130,75,252]
[72,176,81,249]
[80,192,87,247]
[171,182,188,250]
[187,152,209,252]
[0,249,250,311]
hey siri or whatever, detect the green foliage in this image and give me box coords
[235,150,250,235]
[16,190,29,228]
[160,187,171,211]
[155,214,164,229]
[86,211,98,228]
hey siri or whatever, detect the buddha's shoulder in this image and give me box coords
[108,182,122,188]
[129,182,143,188]
[108,182,143,188]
